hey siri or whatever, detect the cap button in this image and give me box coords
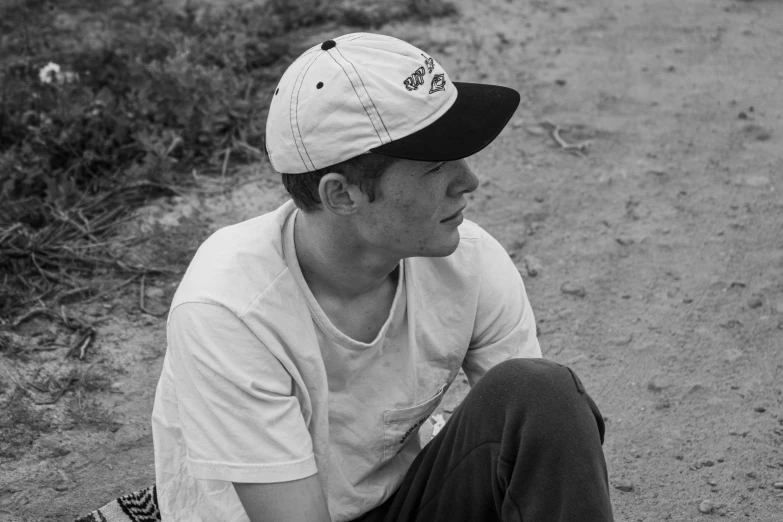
[321,40,336,51]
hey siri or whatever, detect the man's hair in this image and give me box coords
[280,153,398,213]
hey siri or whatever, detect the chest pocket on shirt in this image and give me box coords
[382,384,447,462]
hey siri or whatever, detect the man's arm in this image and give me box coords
[233,474,330,522]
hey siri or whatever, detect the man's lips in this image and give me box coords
[441,206,466,222]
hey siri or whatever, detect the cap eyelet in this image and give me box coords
[321,40,336,51]
[316,82,324,89]
[275,88,279,95]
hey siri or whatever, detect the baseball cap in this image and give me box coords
[265,33,520,174]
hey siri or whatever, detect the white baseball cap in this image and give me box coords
[265,33,520,174]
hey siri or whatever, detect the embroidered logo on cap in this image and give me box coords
[403,66,426,91]
[429,73,446,94]
[421,54,435,73]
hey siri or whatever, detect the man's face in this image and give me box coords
[353,158,480,258]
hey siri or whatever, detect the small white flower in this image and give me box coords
[39,62,61,84]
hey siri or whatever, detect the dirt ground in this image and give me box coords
[2,0,783,520]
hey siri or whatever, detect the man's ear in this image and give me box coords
[319,173,366,216]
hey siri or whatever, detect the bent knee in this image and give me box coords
[469,358,604,443]
[476,358,586,403]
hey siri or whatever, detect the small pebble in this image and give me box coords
[523,255,544,277]
[773,482,783,489]
[523,124,547,136]
[614,480,634,492]
[747,296,763,309]
[698,500,713,514]
[145,287,165,299]
[560,282,586,298]
[754,406,766,413]
[743,123,772,141]
[741,175,770,187]
[747,471,757,479]
[654,397,671,410]
[702,460,715,467]
[647,378,669,393]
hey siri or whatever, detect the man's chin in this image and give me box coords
[421,234,461,258]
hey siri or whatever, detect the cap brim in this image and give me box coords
[371,82,520,162]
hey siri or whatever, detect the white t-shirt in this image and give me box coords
[151,200,540,522]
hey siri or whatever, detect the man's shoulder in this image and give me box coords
[171,201,297,315]
[453,218,506,260]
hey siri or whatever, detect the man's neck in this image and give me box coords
[293,209,399,301]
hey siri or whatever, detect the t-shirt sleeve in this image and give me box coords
[166,302,317,483]
[463,231,542,387]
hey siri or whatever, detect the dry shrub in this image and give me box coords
[0,0,457,315]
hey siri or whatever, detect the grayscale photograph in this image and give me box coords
[0,0,781,521]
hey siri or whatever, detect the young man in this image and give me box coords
[152,33,613,522]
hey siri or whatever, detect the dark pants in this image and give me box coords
[355,358,614,522]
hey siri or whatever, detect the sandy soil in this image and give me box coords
[2,0,782,520]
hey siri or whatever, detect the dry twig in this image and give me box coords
[539,122,591,157]
[220,147,232,191]
[64,328,95,359]
[56,286,96,304]
[139,275,167,317]
[2,362,77,405]
[2,363,36,398]
[37,374,79,405]
[83,274,140,304]
[12,307,59,328]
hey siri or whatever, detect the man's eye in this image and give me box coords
[429,162,445,173]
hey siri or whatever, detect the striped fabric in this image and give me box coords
[75,485,160,522]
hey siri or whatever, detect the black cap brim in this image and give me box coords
[371,82,520,162]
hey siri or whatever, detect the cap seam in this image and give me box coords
[290,51,322,172]
[337,33,367,42]
[299,47,321,59]
[334,47,391,141]
[325,51,383,143]
[289,52,319,171]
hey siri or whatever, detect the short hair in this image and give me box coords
[280,153,398,213]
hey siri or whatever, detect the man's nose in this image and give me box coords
[450,160,480,196]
